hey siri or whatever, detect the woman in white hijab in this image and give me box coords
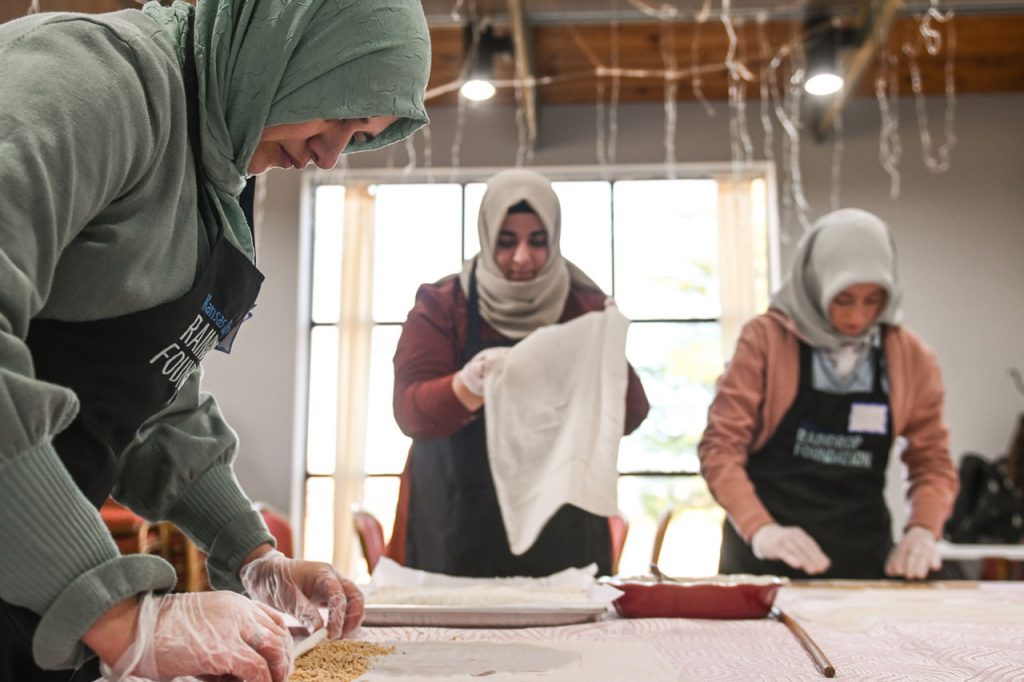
[698,209,958,580]
[389,169,649,577]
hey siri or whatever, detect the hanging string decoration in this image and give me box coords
[420,0,959,232]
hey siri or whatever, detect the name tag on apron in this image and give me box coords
[849,402,888,434]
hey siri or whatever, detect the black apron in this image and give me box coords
[0,13,263,680]
[719,334,894,579]
[404,266,612,577]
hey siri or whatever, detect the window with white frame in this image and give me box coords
[303,166,774,580]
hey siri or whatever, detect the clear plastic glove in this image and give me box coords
[100,591,292,682]
[751,522,832,575]
[240,550,364,639]
[456,346,511,397]
[885,526,941,580]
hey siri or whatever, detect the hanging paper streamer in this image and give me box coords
[422,125,435,183]
[756,14,775,164]
[691,0,716,117]
[722,3,754,176]
[875,52,902,199]
[513,76,533,167]
[449,94,468,182]
[607,2,621,169]
[402,135,417,177]
[450,0,465,22]
[660,19,678,179]
[830,106,844,211]
[904,3,957,174]
[411,0,959,216]
[596,80,609,171]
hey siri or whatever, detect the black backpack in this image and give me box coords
[944,452,1024,544]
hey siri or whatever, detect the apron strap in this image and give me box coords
[796,339,814,391]
[871,326,888,394]
[463,261,483,364]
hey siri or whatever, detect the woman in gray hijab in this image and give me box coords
[389,169,650,577]
[698,209,958,580]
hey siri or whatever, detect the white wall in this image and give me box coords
[207,92,1024,528]
[201,169,308,520]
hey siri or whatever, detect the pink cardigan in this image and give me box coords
[698,310,958,541]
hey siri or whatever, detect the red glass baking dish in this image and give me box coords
[604,574,787,619]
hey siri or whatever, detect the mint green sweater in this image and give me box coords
[0,10,273,670]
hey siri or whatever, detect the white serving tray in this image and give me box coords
[362,603,609,628]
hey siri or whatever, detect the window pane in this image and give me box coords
[613,180,720,320]
[462,182,613,295]
[373,184,463,323]
[306,326,339,476]
[620,322,723,474]
[616,475,724,578]
[364,326,411,475]
[303,477,334,564]
[350,475,401,582]
[553,181,613,293]
[311,186,345,324]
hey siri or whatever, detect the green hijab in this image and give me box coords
[142,0,431,257]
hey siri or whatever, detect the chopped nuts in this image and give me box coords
[290,640,396,681]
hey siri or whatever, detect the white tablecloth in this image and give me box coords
[356,582,1024,681]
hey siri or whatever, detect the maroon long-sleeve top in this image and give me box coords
[393,275,650,439]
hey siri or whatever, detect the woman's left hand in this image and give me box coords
[239,549,364,639]
[885,526,941,580]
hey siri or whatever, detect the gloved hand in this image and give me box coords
[751,522,831,575]
[885,526,941,580]
[240,550,364,639]
[100,591,292,682]
[456,346,511,397]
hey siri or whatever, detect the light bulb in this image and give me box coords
[460,79,496,102]
[804,72,844,96]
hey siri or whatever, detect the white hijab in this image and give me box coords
[459,169,598,339]
[771,209,903,351]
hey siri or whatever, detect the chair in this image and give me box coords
[256,502,295,558]
[353,508,387,573]
[100,498,161,555]
[650,507,677,567]
[608,511,629,575]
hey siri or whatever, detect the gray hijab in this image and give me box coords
[458,169,599,339]
[771,208,903,350]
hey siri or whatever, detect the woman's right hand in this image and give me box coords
[92,591,293,682]
[751,522,831,575]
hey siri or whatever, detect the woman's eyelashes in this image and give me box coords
[496,232,548,249]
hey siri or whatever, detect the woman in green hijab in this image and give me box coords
[0,0,429,679]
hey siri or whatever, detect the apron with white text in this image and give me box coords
[719,334,893,579]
